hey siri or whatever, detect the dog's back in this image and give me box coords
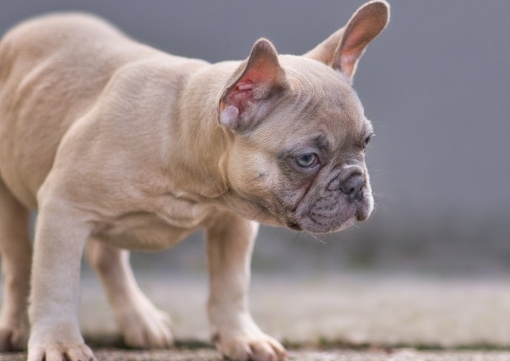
[0,13,175,208]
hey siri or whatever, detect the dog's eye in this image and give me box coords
[363,133,374,149]
[295,153,318,168]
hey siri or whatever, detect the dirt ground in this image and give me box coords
[78,273,510,347]
[3,349,510,361]
[3,272,510,360]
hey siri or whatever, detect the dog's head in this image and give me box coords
[218,1,389,233]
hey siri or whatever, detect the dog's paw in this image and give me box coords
[0,324,29,351]
[28,322,96,361]
[28,343,96,361]
[118,298,173,349]
[214,332,287,361]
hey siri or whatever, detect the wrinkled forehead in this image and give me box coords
[268,57,371,146]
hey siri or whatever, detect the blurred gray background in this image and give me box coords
[2,0,509,276]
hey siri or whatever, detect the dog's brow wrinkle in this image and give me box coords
[313,134,330,151]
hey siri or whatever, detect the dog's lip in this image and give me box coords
[355,193,373,222]
[282,186,373,233]
[286,220,302,231]
[356,209,369,221]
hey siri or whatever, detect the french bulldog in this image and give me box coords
[0,1,389,360]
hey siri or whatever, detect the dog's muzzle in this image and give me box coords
[293,164,371,233]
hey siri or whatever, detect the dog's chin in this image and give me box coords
[287,216,357,234]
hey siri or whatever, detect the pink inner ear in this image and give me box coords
[222,43,283,119]
[338,3,389,79]
[226,80,255,114]
[339,51,361,78]
[343,27,371,57]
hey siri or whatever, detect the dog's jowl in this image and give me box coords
[0,2,389,361]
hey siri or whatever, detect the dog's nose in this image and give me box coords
[327,165,365,202]
[340,173,364,202]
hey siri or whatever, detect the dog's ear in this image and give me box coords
[219,38,286,133]
[304,0,389,83]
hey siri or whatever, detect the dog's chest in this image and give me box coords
[97,194,213,250]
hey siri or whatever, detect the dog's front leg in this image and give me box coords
[205,213,287,361]
[28,198,95,361]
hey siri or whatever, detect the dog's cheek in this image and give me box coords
[227,148,275,195]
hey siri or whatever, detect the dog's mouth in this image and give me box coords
[286,221,302,231]
[229,179,373,234]
[285,191,373,234]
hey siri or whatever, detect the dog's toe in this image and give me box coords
[28,343,96,361]
[0,326,29,351]
[121,305,174,349]
[249,337,287,361]
[249,340,278,361]
[216,334,287,361]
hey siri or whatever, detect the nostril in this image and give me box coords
[342,185,356,195]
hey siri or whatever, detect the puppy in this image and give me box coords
[0,1,389,360]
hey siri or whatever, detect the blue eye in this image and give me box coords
[295,153,318,168]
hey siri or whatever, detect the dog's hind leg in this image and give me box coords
[0,178,31,351]
[86,239,173,349]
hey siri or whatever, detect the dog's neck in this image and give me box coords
[168,60,242,200]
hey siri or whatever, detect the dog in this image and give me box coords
[0,1,389,360]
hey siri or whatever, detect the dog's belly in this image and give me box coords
[97,211,197,251]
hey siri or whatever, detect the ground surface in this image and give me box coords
[3,272,510,360]
[4,349,510,361]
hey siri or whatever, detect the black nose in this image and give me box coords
[340,174,364,202]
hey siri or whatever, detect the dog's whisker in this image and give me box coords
[293,230,303,245]
[307,232,326,245]
[372,192,388,200]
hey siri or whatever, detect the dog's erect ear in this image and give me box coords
[304,0,389,83]
[219,38,286,133]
